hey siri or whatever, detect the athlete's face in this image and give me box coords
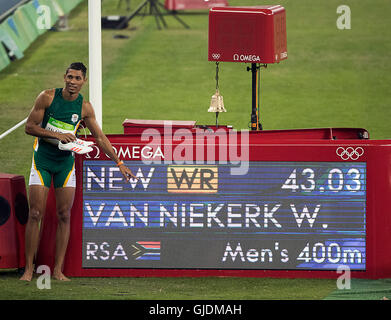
[64,69,86,95]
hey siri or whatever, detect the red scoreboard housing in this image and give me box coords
[208,6,287,64]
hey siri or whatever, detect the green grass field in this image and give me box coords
[0,271,336,300]
[0,0,391,300]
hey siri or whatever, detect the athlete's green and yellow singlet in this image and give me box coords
[29,88,83,188]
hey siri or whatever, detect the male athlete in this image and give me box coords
[20,62,136,281]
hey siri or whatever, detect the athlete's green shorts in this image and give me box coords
[29,150,76,188]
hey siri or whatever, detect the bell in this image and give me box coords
[208,89,227,113]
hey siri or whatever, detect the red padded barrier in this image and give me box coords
[0,173,28,269]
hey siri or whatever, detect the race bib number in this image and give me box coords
[44,117,76,145]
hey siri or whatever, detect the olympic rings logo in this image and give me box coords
[212,53,221,60]
[336,147,364,160]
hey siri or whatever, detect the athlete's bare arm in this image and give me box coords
[25,89,76,143]
[82,101,136,181]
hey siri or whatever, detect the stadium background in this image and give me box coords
[0,0,390,300]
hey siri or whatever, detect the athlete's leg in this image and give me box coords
[52,186,75,281]
[20,185,49,281]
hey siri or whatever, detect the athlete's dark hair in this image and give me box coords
[66,62,87,78]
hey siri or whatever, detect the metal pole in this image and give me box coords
[0,118,27,140]
[250,63,258,131]
[88,0,102,128]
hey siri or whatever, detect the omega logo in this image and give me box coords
[233,54,261,62]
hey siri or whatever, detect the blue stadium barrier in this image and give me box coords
[0,0,83,72]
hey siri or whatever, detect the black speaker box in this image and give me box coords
[101,16,128,29]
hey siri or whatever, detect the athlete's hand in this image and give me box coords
[118,164,138,182]
[57,132,76,143]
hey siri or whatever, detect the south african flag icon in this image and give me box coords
[134,241,161,260]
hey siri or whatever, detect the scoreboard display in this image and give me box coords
[35,124,391,279]
[82,160,366,270]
